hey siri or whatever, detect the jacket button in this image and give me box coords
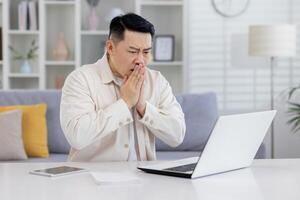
[150,120,154,125]
[119,122,123,126]
[126,118,131,122]
[145,116,149,121]
[124,144,129,148]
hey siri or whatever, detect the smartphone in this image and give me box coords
[29,166,88,177]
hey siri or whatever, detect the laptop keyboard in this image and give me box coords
[164,163,197,172]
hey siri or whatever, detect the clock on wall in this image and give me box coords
[211,0,250,18]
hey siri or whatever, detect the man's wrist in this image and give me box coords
[122,98,133,109]
[136,103,146,117]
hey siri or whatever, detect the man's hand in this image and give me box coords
[120,65,145,109]
[136,78,146,117]
[136,63,146,117]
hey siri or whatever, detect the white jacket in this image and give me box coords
[60,54,186,161]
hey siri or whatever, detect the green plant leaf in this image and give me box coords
[287,101,300,133]
[288,87,298,99]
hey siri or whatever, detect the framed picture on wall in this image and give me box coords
[153,35,175,61]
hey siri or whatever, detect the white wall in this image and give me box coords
[187,0,300,158]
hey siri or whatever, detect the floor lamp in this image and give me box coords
[248,25,296,158]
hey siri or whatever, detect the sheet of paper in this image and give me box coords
[90,172,141,185]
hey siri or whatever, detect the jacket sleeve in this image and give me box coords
[138,73,186,147]
[60,69,133,150]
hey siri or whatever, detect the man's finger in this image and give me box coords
[136,74,144,89]
[128,65,140,82]
[133,72,142,87]
[132,66,143,85]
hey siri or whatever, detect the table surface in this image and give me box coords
[0,159,300,200]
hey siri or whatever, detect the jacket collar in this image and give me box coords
[98,53,122,85]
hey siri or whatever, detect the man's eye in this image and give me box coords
[143,51,149,54]
[128,51,137,54]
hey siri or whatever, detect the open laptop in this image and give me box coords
[138,110,276,179]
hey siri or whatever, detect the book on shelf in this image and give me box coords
[28,1,38,30]
[18,1,38,31]
[18,1,27,30]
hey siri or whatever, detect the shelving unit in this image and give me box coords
[141,1,183,6]
[44,1,76,6]
[81,30,109,35]
[137,0,185,93]
[8,30,39,35]
[8,73,40,78]
[45,61,76,66]
[1,0,185,93]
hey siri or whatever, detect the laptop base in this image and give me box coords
[137,167,192,178]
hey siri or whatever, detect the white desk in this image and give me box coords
[0,159,300,200]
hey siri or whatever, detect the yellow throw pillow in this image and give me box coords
[0,104,49,158]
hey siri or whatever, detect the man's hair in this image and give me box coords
[108,13,155,42]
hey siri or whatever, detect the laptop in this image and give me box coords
[138,110,276,179]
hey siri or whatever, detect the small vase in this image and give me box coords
[52,32,69,61]
[20,60,32,74]
[88,7,99,30]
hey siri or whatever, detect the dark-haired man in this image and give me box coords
[60,13,185,162]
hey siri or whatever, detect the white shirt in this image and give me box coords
[113,75,138,161]
[60,54,186,162]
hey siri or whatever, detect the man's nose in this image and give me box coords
[135,52,145,66]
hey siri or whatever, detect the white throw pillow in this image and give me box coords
[0,110,28,160]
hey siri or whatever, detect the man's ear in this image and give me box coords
[106,40,114,55]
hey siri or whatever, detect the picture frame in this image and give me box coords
[153,35,175,61]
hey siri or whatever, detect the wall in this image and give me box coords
[187,0,300,158]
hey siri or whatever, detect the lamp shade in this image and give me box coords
[249,25,296,57]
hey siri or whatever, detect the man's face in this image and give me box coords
[107,30,152,78]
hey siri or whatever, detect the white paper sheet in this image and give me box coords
[90,172,141,185]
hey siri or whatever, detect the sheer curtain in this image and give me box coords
[187,0,300,158]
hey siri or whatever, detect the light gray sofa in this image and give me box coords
[0,90,266,162]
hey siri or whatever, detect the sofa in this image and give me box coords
[0,90,266,162]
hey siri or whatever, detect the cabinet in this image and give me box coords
[0,0,186,94]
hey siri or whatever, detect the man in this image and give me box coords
[60,13,186,162]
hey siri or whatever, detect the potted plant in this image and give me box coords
[9,40,38,74]
[86,0,101,30]
[286,85,300,132]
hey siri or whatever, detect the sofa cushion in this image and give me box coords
[0,110,28,160]
[0,104,49,157]
[156,92,218,151]
[0,90,70,154]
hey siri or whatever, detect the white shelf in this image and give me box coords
[149,61,183,66]
[141,0,183,6]
[44,1,75,6]
[45,61,76,66]
[8,73,40,78]
[81,30,109,36]
[1,0,184,92]
[8,30,39,35]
